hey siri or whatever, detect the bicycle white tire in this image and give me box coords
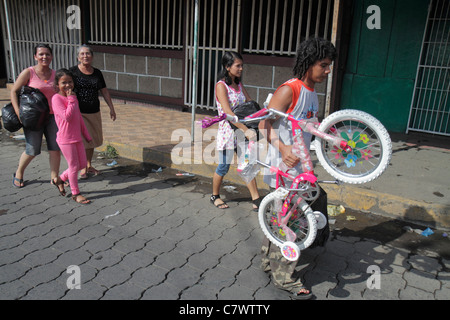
[258,192,317,250]
[315,109,392,184]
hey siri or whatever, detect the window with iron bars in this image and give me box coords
[86,0,333,56]
[241,0,334,57]
[87,0,184,50]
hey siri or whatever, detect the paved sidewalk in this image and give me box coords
[0,128,449,301]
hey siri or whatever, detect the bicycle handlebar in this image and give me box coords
[225,114,239,123]
[227,108,283,125]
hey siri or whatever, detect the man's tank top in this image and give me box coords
[263,78,319,188]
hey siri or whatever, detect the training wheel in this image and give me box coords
[280,241,301,261]
[314,211,327,229]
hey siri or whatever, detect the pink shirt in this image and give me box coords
[52,94,92,145]
[27,67,57,113]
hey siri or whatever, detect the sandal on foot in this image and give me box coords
[290,287,313,300]
[87,167,100,176]
[51,177,66,196]
[12,173,24,188]
[79,172,89,180]
[51,179,69,187]
[210,194,229,209]
[72,193,91,204]
[252,197,262,212]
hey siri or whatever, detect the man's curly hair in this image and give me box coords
[293,37,337,79]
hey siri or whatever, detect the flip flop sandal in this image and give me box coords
[51,177,66,197]
[72,194,91,205]
[290,287,313,300]
[87,167,100,175]
[79,173,89,180]
[51,179,69,187]
[210,194,229,209]
[12,173,24,188]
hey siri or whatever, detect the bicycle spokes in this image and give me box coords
[323,120,384,175]
[264,197,310,244]
[339,130,374,164]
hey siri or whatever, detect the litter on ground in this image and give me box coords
[104,211,120,219]
[421,227,434,237]
[106,160,118,167]
[224,185,238,193]
[327,205,345,216]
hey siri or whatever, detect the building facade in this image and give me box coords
[1,0,448,134]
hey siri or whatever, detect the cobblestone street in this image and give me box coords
[0,130,449,303]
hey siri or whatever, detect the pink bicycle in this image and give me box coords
[201,103,392,261]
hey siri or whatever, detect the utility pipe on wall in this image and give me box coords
[3,0,16,81]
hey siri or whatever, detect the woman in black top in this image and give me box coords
[70,45,116,178]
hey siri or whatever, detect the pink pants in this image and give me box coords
[59,142,87,196]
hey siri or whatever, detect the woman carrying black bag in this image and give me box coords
[210,51,262,211]
[10,44,62,194]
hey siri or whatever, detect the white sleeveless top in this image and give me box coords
[263,79,319,188]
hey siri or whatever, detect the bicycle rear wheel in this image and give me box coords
[258,191,317,250]
[315,109,392,184]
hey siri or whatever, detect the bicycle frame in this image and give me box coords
[201,102,390,257]
[239,107,351,184]
[237,108,351,242]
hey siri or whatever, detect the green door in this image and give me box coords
[340,0,429,132]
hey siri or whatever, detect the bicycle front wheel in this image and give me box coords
[315,109,392,184]
[258,192,317,250]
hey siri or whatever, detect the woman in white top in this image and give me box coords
[211,52,261,211]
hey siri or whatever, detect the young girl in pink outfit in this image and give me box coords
[52,69,92,204]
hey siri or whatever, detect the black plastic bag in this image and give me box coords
[232,100,261,130]
[309,187,330,248]
[19,86,50,131]
[1,103,22,132]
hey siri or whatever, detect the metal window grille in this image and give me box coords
[185,0,335,110]
[185,0,241,110]
[407,0,450,136]
[88,0,183,50]
[1,0,81,82]
[243,0,334,56]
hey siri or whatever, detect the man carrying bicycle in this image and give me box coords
[258,37,337,300]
